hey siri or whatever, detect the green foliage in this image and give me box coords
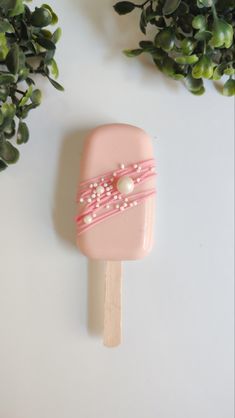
[0,0,63,171]
[113,0,235,95]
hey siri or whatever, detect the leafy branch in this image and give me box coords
[113,0,235,96]
[0,0,63,172]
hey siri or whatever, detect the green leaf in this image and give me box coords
[19,84,33,107]
[0,73,15,84]
[31,89,42,105]
[0,33,9,60]
[0,159,8,171]
[17,121,29,144]
[0,19,15,33]
[51,27,62,44]
[175,54,199,64]
[1,102,16,118]
[185,73,204,92]
[223,78,235,96]
[36,36,56,50]
[192,15,206,30]
[113,1,135,15]
[31,7,52,27]
[123,48,143,57]
[155,28,175,51]
[6,44,20,74]
[195,30,212,41]
[49,58,59,78]
[42,3,58,24]
[0,141,19,164]
[162,0,181,15]
[48,77,64,91]
[9,0,24,16]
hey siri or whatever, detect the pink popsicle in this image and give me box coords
[76,124,156,346]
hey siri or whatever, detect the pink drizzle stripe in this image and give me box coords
[76,158,156,235]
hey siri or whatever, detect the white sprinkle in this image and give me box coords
[95,203,100,208]
[137,178,141,183]
[110,178,114,182]
[87,198,92,203]
[93,213,97,218]
[124,202,128,207]
[114,195,118,200]
[79,198,84,203]
[83,214,93,224]
[118,195,122,200]
[120,163,125,169]
[120,206,124,211]
[101,177,104,181]
[89,184,93,188]
[106,204,110,209]
[92,193,96,198]
[97,197,100,202]
[125,198,128,202]
[104,183,108,187]
[134,201,137,206]
[96,185,105,195]
[134,164,138,169]
[106,187,110,191]
[137,166,141,172]
[113,172,117,177]
[115,204,120,209]
[94,182,97,187]
[106,192,111,196]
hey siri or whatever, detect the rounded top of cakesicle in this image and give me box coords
[76,123,156,260]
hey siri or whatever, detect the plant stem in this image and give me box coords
[211,2,218,20]
[134,0,151,9]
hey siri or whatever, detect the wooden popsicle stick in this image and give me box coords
[103,261,122,347]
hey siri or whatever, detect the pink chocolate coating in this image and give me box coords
[77,124,156,260]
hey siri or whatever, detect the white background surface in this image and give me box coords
[0,1,234,417]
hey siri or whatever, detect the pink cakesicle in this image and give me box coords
[76,124,156,347]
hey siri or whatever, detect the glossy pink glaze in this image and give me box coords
[76,124,156,260]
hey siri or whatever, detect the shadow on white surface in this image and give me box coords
[87,260,105,336]
[75,0,180,91]
[53,128,105,338]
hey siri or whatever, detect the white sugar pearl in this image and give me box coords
[92,193,96,198]
[104,183,108,187]
[117,176,134,195]
[96,185,104,195]
[101,177,104,181]
[94,182,97,187]
[83,214,93,224]
[96,203,100,208]
[115,204,120,209]
[124,203,128,207]
[114,195,118,200]
[113,172,117,177]
[106,204,110,209]
[106,192,111,196]
[89,184,93,188]
[120,163,125,169]
[87,198,92,203]
[137,178,141,183]
[79,198,84,203]
[93,213,97,218]
[134,201,137,206]
[134,164,138,169]
[118,195,122,200]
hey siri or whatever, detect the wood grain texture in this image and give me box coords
[103,261,122,347]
